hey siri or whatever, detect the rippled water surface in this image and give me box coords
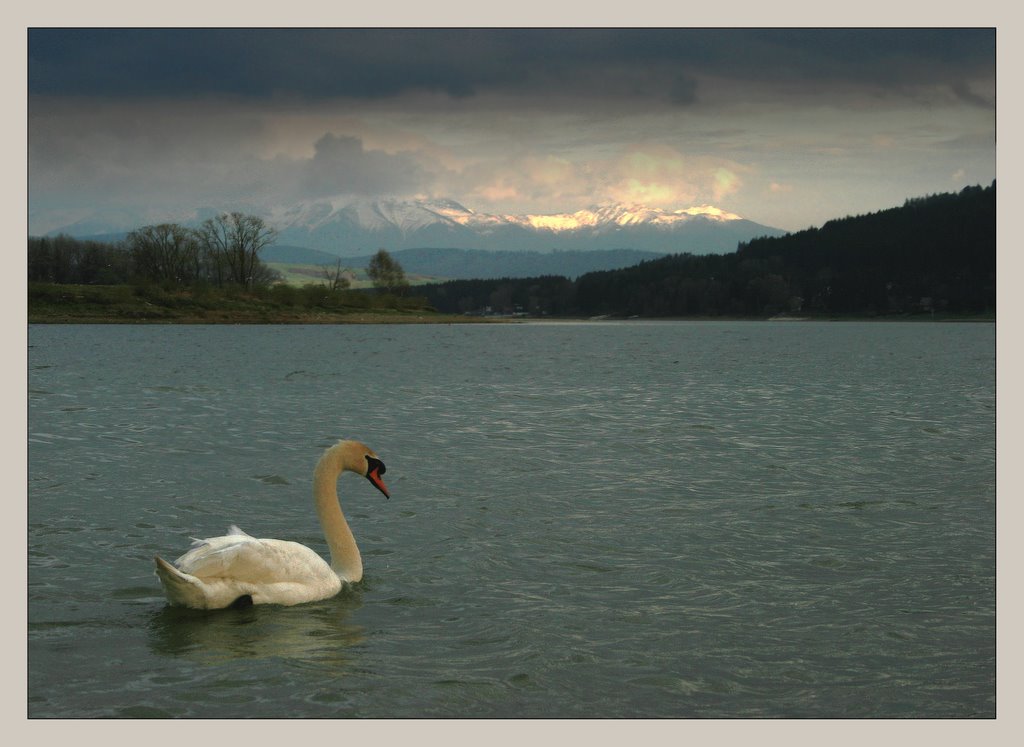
[28,321,995,718]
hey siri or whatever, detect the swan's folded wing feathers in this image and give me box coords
[173,533,327,585]
[182,525,253,554]
[173,533,260,574]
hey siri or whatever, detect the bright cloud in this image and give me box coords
[712,168,742,202]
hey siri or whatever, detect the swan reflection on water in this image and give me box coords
[146,591,367,664]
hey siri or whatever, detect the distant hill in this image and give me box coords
[416,183,996,318]
[262,244,344,265]
[573,182,996,317]
[265,245,669,280]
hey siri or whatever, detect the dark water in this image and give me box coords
[27,321,995,718]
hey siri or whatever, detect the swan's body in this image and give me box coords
[154,439,389,610]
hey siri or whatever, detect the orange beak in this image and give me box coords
[366,463,390,499]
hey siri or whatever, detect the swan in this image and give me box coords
[154,439,389,610]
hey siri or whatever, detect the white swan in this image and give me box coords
[154,439,389,610]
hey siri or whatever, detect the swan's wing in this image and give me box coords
[173,531,328,585]
[187,524,251,545]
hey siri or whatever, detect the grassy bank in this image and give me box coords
[27,282,503,324]
[27,282,994,325]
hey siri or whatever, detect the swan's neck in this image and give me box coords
[313,448,363,583]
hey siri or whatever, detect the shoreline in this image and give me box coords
[26,310,512,325]
[27,283,994,325]
[27,311,995,325]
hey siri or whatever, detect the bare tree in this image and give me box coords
[320,258,353,292]
[197,212,277,289]
[127,223,201,284]
[366,248,409,295]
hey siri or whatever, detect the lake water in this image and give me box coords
[27,321,995,718]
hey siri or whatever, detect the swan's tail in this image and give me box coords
[154,556,208,608]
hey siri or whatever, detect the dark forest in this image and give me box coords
[415,183,995,318]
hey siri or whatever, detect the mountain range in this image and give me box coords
[45,196,787,256]
[265,197,786,254]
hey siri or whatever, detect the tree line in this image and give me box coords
[29,211,412,298]
[29,213,279,289]
[414,183,995,318]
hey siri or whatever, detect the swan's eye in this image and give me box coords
[366,456,386,475]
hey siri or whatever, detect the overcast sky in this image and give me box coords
[27,27,995,234]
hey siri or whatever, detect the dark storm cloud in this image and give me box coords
[28,28,995,105]
[27,28,516,99]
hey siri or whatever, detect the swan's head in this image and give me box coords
[336,440,390,499]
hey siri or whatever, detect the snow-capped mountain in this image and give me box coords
[495,203,744,231]
[264,197,476,237]
[42,196,786,254]
[265,197,784,254]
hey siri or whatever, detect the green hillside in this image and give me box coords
[266,262,442,288]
